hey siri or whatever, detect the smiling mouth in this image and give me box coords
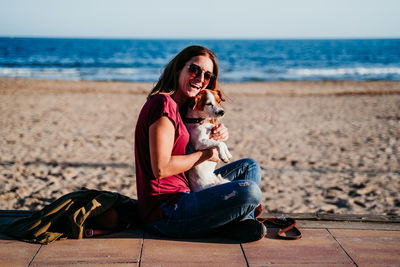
[189,82,201,90]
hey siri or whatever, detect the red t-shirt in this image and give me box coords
[135,93,190,223]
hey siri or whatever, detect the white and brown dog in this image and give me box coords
[184,89,233,192]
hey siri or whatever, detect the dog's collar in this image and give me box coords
[183,117,205,124]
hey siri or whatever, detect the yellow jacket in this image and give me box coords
[0,188,139,244]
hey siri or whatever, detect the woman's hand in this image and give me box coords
[210,123,229,142]
[205,148,220,162]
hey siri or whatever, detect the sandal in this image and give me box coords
[257,217,302,240]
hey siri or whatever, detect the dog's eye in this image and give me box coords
[205,102,212,106]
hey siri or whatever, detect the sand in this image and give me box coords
[1,78,399,215]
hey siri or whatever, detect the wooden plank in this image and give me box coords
[2,209,399,222]
[31,230,143,266]
[0,233,41,267]
[297,220,400,231]
[140,233,247,266]
[242,229,354,266]
[330,229,400,266]
[262,212,400,223]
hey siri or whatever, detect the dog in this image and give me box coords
[184,89,233,192]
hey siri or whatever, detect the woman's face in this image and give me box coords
[177,55,214,100]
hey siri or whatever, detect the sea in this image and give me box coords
[1,38,400,82]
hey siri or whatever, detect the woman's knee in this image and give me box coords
[233,180,262,205]
[242,158,261,184]
[238,157,258,167]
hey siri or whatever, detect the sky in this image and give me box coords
[1,0,399,39]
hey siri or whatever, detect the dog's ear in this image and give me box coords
[192,90,206,110]
[212,89,225,103]
[192,94,200,110]
[217,90,225,102]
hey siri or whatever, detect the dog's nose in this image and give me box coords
[216,110,225,116]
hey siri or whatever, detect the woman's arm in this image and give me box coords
[149,116,219,179]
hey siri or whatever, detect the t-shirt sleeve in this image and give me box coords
[147,94,178,128]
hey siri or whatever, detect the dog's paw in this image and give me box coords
[220,156,229,163]
[226,150,233,160]
[220,152,230,163]
[218,142,232,163]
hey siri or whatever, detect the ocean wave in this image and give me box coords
[0,67,145,81]
[288,67,400,77]
[2,38,400,82]
[114,68,138,74]
[2,66,400,83]
[0,68,81,80]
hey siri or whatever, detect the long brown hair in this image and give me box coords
[148,45,219,99]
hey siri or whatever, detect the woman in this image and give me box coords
[135,45,266,242]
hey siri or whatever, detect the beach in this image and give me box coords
[1,78,399,215]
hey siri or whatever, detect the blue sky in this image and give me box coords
[1,0,399,39]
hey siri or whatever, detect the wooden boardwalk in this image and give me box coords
[1,212,400,266]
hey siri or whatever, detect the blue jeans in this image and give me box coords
[146,158,262,238]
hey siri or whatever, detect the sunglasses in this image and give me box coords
[188,63,215,82]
